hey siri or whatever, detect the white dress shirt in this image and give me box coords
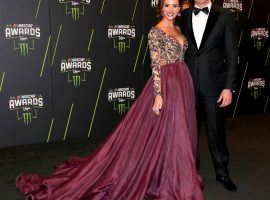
[192,2,212,49]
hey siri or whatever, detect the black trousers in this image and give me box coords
[197,93,230,177]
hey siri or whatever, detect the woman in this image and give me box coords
[16,0,204,199]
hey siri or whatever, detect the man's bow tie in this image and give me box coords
[193,7,209,15]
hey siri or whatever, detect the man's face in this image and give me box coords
[194,0,211,5]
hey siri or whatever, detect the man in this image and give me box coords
[180,0,238,191]
[182,1,191,10]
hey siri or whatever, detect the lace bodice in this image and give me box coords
[148,26,188,96]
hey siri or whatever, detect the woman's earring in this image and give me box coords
[177,12,181,16]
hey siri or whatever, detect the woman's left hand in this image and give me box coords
[153,95,163,115]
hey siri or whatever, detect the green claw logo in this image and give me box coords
[254,40,263,51]
[5,24,40,56]
[15,41,35,56]
[71,7,80,20]
[72,75,81,87]
[16,109,39,125]
[248,78,266,100]
[251,90,261,100]
[114,39,131,54]
[22,112,32,125]
[67,73,86,87]
[9,94,44,125]
[17,110,38,125]
[61,58,91,88]
[114,101,130,115]
[108,88,136,115]
[19,43,29,56]
[108,25,136,54]
[17,108,37,125]
[251,28,268,51]
[59,0,91,21]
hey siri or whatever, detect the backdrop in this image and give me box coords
[0,0,269,147]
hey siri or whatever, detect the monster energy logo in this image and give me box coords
[19,43,29,56]
[71,7,80,20]
[16,110,38,125]
[114,39,131,54]
[251,28,268,51]
[108,87,135,115]
[251,90,262,100]
[253,39,265,51]
[114,101,130,115]
[108,25,136,54]
[16,109,39,125]
[248,78,265,100]
[14,40,35,56]
[61,58,91,87]
[9,94,43,125]
[67,73,86,87]
[23,112,32,125]
[5,24,40,56]
[59,0,91,21]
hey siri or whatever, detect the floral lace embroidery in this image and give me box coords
[148,27,188,96]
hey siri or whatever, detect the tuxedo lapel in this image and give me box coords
[186,9,198,51]
[199,5,219,50]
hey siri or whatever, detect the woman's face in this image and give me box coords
[161,0,181,21]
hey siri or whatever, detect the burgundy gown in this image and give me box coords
[16,27,204,200]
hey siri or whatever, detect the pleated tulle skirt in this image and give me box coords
[16,61,204,200]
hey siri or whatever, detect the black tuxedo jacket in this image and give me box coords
[180,5,238,96]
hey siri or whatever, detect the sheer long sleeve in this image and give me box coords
[148,29,162,97]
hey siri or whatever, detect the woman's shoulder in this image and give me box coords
[149,26,160,34]
[148,27,161,39]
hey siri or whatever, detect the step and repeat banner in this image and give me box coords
[212,0,269,116]
[0,0,269,147]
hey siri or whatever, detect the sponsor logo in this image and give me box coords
[247,78,265,100]
[5,24,41,56]
[108,87,136,115]
[223,0,243,19]
[58,0,91,20]
[9,94,44,125]
[108,25,136,53]
[60,57,92,87]
[251,28,269,51]
[151,0,159,7]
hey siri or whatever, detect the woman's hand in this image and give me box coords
[153,95,163,115]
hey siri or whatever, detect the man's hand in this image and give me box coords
[217,89,232,107]
[153,95,163,115]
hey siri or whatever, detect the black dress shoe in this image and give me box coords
[216,176,237,192]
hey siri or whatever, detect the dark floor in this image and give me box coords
[0,114,270,200]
